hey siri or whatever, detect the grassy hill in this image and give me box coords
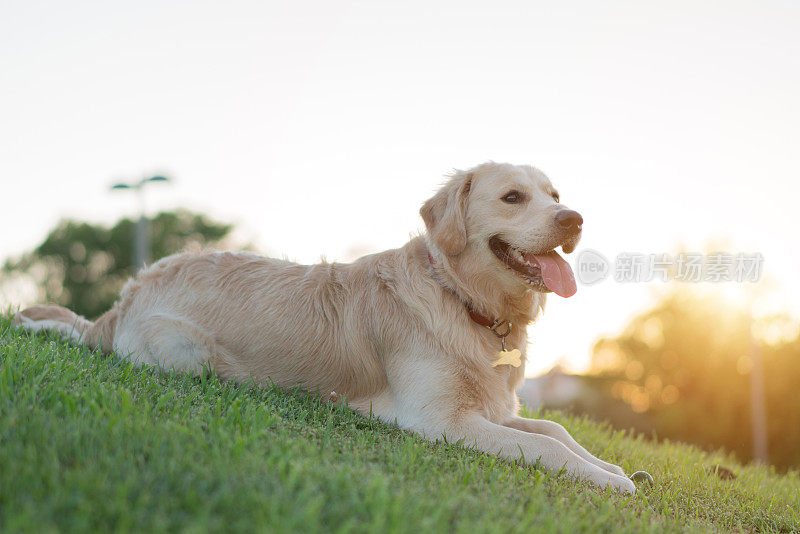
[1,317,798,533]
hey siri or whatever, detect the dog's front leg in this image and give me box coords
[502,416,626,477]
[368,359,633,492]
[442,414,636,493]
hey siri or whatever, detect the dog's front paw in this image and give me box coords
[606,463,627,477]
[612,475,637,494]
[593,472,636,494]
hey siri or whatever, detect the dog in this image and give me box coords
[14,162,635,493]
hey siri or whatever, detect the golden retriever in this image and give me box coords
[14,161,635,493]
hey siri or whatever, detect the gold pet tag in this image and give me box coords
[491,348,522,367]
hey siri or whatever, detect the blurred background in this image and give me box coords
[2,1,798,470]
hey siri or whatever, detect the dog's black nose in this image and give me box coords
[555,210,583,232]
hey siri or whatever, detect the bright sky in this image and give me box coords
[2,0,799,375]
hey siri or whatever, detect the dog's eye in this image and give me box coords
[502,191,523,204]
[552,193,560,203]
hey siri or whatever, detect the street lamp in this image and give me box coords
[111,175,170,270]
[745,294,769,465]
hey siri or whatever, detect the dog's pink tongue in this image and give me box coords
[529,251,577,298]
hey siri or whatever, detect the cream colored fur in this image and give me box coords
[14,162,635,493]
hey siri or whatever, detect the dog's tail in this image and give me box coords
[12,304,119,353]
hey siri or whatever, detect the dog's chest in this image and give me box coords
[454,330,527,422]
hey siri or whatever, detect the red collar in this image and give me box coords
[427,250,508,331]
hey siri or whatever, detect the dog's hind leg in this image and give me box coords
[13,305,93,343]
[113,313,217,375]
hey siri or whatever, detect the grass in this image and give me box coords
[0,317,798,533]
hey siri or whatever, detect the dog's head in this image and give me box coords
[421,162,581,298]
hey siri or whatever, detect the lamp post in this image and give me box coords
[111,175,170,270]
[747,301,769,465]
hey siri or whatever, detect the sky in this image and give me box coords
[2,0,799,375]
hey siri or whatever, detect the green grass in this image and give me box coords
[1,318,798,533]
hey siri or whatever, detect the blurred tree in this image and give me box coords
[3,210,234,319]
[590,286,800,470]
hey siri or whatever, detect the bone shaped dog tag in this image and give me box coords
[491,348,522,367]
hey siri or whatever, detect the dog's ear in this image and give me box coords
[420,171,473,256]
